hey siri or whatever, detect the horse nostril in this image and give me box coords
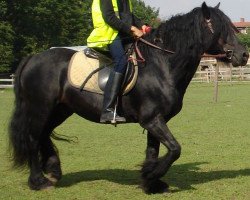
[243,52,249,59]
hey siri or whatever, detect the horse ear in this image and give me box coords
[201,2,210,20]
[215,2,220,9]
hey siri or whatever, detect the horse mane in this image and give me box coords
[157,8,203,55]
[146,5,233,56]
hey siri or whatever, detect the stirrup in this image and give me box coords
[100,111,126,124]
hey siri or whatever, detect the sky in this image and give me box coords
[142,0,250,22]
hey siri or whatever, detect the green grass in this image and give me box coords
[1,83,250,200]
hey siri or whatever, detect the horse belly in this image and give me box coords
[63,85,103,122]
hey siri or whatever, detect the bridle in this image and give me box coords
[202,50,233,59]
[135,18,236,62]
[134,38,233,62]
[203,18,235,60]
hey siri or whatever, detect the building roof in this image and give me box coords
[234,22,250,28]
[233,18,250,28]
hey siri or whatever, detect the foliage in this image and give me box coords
[6,0,90,68]
[131,0,160,27]
[1,84,250,199]
[0,0,158,73]
[0,0,14,72]
[238,33,250,50]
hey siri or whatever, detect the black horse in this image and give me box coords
[9,2,249,194]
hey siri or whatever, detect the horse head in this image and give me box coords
[201,2,249,66]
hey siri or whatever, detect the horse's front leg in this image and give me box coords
[146,132,160,160]
[140,115,181,194]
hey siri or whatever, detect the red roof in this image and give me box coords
[233,18,250,28]
[234,22,250,28]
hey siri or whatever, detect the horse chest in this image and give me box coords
[160,89,183,119]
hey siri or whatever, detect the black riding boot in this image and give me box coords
[100,71,126,123]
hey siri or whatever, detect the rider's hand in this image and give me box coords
[142,25,152,34]
[131,26,144,38]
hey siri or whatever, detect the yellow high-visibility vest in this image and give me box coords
[87,0,132,50]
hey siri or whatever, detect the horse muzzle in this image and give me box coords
[231,49,249,67]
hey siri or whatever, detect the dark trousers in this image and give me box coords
[108,36,127,74]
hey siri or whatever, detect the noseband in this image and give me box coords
[202,50,233,59]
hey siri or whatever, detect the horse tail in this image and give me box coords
[13,56,32,98]
[9,56,33,168]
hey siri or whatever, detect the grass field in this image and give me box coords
[0,83,250,200]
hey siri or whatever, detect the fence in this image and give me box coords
[0,58,250,89]
[192,58,250,83]
[0,74,14,89]
[192,58,250,102]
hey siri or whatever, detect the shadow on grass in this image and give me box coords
[166,162,250,192]
[58,162,250,192]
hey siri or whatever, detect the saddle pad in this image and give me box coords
[68,51,138,95]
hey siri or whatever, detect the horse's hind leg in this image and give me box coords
[28,145,54,190]
[40,137,61,184]
[24,105,55,190]
[9,84,57,190]
[140,115,181,194]
[40,104,73,184]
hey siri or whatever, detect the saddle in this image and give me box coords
[68,47,138,95]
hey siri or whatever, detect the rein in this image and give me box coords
[133,38,175,63]
[138,38,175,54]
[136,38,232,61]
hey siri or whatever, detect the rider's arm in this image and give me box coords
[132,14,144,29]
[100,0,131,34]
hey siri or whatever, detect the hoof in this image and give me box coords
[42,156,62,183]
[47,173,60,184]
[141,179,169,194]
[41,185,55,191]
[28,176,54,190]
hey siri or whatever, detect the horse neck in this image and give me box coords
[159,53,201,92]
[142,41,203,93]
[156,9,212,57]
[170,55,201,91]
[146,13,210,91]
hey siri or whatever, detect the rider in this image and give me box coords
[87,0,149,123]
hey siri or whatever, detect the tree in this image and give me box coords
[131,0,160,27]
[1,0,159,72]
[0,0,14,72]
[78,0,92,44]
[6,0,90,68]
[238,33,250,51]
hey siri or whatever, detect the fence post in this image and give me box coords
[206,69,210,83]
[214,64,219,103]
[229,64,233,86]
[10,74,14,85]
